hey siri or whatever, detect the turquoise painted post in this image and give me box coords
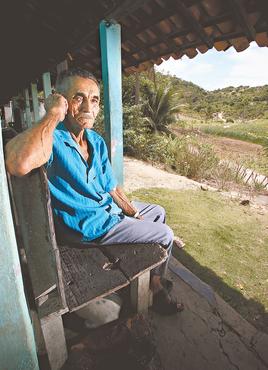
[0,130,39,369]
[23,88,32,128]
[42,72,52,99]
[31,83,40,123]
[99,20,124,185]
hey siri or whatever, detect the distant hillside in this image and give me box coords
[121,71,268,121]
[155,72,268,121]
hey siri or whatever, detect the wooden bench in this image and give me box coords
[4,129,167,369]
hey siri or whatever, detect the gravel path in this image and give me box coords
[123,156,268,211]
[124,156,204,192]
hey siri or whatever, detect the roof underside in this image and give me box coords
[1,0,268,103]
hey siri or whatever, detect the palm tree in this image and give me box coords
[142,84,180,134]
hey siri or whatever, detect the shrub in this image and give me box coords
[166,137,219,179]
[123,110,219,180]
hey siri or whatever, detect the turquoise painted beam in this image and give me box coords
[0,131,39,369]
[31,83,40,123]
[42,72,52,99]
[99,20,124,185]
[23,88,32,128]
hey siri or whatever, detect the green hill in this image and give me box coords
[146,72,268,121]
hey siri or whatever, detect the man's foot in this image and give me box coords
[150,275,184,316]
[173,238,185,249]
[152,289,184,316]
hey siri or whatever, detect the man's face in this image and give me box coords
[64,76,100,130]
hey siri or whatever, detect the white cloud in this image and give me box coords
[156,56,213,87]
[155,42,268,90]
[221,44,268,87]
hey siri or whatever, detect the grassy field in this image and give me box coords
[198,119,268,146]
[129,188,268,333]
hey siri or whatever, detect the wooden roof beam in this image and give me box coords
[121,4,182,64]
[172,0,214,48]
[228,0,256,41]
[123,27,249,70]
[202,12,232,27]
[123,41,202,69]
[123,28,189,57]
[123,11,231,49]
[121,0,180,38]
[124,10,231,41]
[106,0,151,20]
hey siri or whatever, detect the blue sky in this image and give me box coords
[155,42,268,91]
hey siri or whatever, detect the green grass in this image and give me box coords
[199,119,268,146]
[129,188,268,332]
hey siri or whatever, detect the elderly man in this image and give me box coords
[5,68,183,315]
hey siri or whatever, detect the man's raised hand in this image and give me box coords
[44,93,68,122]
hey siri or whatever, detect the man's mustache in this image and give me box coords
[77,113,94,119]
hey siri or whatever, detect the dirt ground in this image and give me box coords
[172,126,264,162]
[124,156,268,209]
[123,156,204,193]
[199,133,264,160]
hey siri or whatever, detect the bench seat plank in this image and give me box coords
[102,243,168,281]
[38,291,68,320]
[59,246,129,312]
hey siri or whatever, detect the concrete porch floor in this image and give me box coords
[151,256,268,370]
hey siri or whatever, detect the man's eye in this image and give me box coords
[74,96,83,103]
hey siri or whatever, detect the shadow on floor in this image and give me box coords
[172,248,268,334]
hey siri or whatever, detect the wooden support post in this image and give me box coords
[0,130,39,369]
[42,72,52,99]
[40,314,67,370]
[12,97,24,132]
[56,60,68,75]
[23,88,32,128]
[31,83,40,123]
[11,97,16,122]
[99,20,124,185]
[130,271,150,314]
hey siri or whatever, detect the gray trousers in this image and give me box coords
[97,202,174,276]
[56,202,174,276]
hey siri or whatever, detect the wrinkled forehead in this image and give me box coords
[59,75,100,95]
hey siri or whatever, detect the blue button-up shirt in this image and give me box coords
[46,122,122,241]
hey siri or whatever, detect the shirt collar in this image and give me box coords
[56,121,93,146]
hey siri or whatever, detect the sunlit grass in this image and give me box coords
[199,119,268,146]
[129,188,268,331]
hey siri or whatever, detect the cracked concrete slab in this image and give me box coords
[150,257,268,370]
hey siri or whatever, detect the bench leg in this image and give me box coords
[40,314,68,370]
[130,270,150,314]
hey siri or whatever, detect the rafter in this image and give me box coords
[172,0,214,48]
[228,0,256,41]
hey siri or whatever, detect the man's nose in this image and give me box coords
[81,98,92,112]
